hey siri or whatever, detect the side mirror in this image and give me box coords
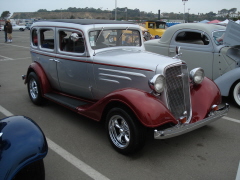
[173,46,182,59]
[176,46,181,55]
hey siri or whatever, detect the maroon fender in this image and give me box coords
[190,77,221,123]
[25,62,52,95]
[77,88,177,128]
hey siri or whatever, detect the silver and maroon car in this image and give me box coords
[23,19,229,154]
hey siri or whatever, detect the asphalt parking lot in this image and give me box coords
[0,30,240,180]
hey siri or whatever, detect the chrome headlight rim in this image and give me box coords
[149,74,166,94]
[190,67,205,85]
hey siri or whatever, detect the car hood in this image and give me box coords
[94,48,181,73]
[223,20,240,47]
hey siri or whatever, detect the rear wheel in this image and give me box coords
[232,81,240,107]
[27,72,44,105]
[105,107,145,155]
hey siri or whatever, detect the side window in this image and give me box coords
[148,23,154,29]
[175,31,209,45]
[58,30,85,53]
[32,29,38,46]
[40,29,54,49]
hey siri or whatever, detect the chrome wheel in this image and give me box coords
[27,72,44,105]
[29,78,39,100]
[108,115,130,149]
[233,82,240,107]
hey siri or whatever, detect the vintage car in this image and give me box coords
[143,20,166,37]
[22,19,229,154]
[0,116,48,180]
[145,21,240,107]
[12,24,26,31]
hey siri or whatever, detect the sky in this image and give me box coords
[0,0,239,16]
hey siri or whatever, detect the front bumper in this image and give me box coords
[154,103,229,139]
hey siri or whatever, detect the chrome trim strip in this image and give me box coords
[99,78,119,83]
[99,68,146,77]
[99,73,132,81]
[154,103,229,139]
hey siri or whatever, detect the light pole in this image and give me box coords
[61,8,62,19]
[182,0,188,23]
[115,0,117,20]
[125,7,127,21]
[188,8,190,22]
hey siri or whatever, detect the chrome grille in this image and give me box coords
[165,64,191,120]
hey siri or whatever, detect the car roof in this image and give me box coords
[160,23,226,44]
[35,19,134,25]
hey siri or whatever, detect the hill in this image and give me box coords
[12,11,112,19]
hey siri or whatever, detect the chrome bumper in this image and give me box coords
[154,103,229,139]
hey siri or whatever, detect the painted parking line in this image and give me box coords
[223,116,240,123]
[0,55,13,61]
[0,43,30,49]
[236,161,240,180]
[0,105,110,180]
[0,57,31,61]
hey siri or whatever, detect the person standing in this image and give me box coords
[6,20,13,43]
[3,20,7,42]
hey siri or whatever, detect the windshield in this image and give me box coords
[89,29,141,50]
[212,30,225,46]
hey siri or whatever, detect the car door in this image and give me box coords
[31,27,61,91]
[169,29,214,79]
[55,28,93,99]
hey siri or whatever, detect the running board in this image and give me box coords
[44,93,90,110]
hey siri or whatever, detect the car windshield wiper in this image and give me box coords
[117,27,129,42]
[95,27,104,43]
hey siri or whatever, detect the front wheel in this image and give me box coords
[27,72,44,105]
[105,107,145,155]
[232,81,240,107]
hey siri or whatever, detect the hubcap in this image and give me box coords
[29,78,38,99]
[108,115,130,149]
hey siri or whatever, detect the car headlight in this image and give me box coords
[149,74,166,94]
[190,68,205,85]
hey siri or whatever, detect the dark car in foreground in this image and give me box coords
[0,116,48,180]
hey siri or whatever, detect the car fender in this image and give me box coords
[77,88,177,128]
[191,77,222,123]
[0,116,48,180]
[214,67,240,97]
[25,62,52,94]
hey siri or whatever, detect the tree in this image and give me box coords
[1,11,11,19]
[37,9,48,12]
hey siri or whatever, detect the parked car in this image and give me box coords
[0,25,3,31]
[22,19,229,154]
[12,24,26,31]
[0,116,48,180]
[143,20,166,37]
[25,23,33,30]
[145,21,240,107]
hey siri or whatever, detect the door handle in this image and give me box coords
[49,59,60,63]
